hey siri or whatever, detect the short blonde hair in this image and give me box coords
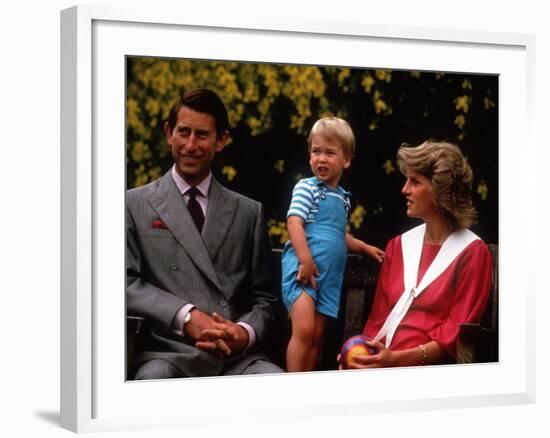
[308,117,355,159]
[397,140,477,229]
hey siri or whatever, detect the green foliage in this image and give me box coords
[127,58,498,247]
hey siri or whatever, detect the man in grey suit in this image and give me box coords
[127,88,283,379]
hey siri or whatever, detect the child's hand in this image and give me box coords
[296,261,320,289]
[365,244,385,263]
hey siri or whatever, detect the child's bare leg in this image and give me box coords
[304,312,327,370]
[286,292,316,372]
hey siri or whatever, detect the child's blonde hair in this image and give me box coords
[308,117,355,159]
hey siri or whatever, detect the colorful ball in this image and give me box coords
[340,335,376,369]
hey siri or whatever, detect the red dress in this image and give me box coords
[363,234,493,360]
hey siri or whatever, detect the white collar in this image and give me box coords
[171,165,212,198]
[374,224,479,347]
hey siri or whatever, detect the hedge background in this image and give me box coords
[126,57,498,248]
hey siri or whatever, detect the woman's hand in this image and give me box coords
[341,339,396,369]
[338,339,446,369]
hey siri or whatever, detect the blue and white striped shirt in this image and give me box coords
[287,177,351,223]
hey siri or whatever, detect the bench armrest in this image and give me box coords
[457,322,498,364]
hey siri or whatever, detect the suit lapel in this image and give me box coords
[147,172,222,292]
[203,178,238,261]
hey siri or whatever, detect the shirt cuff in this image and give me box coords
[172,303,195,337]
[237,322,256,351]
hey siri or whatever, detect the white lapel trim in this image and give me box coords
[374,224,479,347]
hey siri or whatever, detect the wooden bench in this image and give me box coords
[456,243,499,363]
[127,244,497,376]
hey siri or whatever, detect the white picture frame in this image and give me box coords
[60,5,536,433]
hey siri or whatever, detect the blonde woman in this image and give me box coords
[341,140,492,368]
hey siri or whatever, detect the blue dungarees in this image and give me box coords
[281,179,349,318]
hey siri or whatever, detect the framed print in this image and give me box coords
[61,5,536,433]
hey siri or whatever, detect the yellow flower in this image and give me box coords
[267,219,289,245]
[372,90,391,115]
[375,69,391,82]
[455,95,470,113]
[247,116,262,136]
[134,174,149,187]
[127,99,141,129]
[477,181,488,200]
[131,141,152,162]
[382,159,396,174]
[454,114,466,129]
[148,166,162,181]
[362,75,375,93]
[144,98,160,117]
[134,163,149,187]
[222,166,237,182]
[349,205,366,229]
[374,98,388,114]
[484,97,496,110]
[258,97,272,117]
[274,160,285,173]
[243,83,259,103]
[290,114,308,133]
[338,68,351,85]
[319,96,330,113]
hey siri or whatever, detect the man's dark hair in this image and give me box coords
[166,88,229,138]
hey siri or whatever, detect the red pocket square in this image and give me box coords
[152,219,168,229]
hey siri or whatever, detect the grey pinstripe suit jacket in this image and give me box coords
[126,171,278,377]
